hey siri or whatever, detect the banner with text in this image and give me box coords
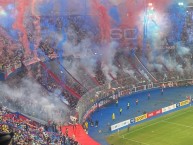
[135,114,147,123]
[147,109,162,118]
[162,104,176,113]
[111,119,131,131]
[180,100,190,107]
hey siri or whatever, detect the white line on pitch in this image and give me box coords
[120,136,151,145]
[162,120,193,129]
[122,107,193,138]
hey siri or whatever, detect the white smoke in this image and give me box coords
[101,41,118,82]
[139,69,150,82]
[0,78,69,123]
[123,68,138,81]
[176,45,190,56]
[61,34,98,79]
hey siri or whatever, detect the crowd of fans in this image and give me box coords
[0,25,25,74]
[36,69,79,109]
[132,6,193,83]
[0,42,24,74]
[0,71,70,123]
[1,6,193,144]
[0,93,67,123]
[0,106,79,145]
[0,14,158,113]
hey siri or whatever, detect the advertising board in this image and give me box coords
[111,119,131,131]
[135,114,147,123]
[147,109,162,118]
[162,104,176,113]
[180,100,190,107]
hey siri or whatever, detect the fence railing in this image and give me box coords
[76,74,193,123]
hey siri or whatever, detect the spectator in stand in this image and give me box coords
[52,122,57,132]
[65,128,69,137]
[0,106,80,145]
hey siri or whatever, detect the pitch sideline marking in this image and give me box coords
[162,120,193,129]
[120,136,151,145]
[121,106,193,138]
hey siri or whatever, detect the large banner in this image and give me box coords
[98,99,111,108]
[83,94,118,122]
[98,94,118,108]
[4,67,14,79]
[136,86,145,92]
[83,103,98,121]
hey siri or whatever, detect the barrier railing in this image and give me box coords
[76,76,193,123]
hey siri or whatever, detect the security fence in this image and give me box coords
[76,72,193,123]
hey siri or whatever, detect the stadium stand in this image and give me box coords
[0,1,193,145]
[0,106,79,145]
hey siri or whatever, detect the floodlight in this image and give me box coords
[148,3,153,6]
[178,2,184,6]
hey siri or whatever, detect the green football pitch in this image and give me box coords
[106,106,193,145]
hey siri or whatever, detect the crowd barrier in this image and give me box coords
[77,78,193,123]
